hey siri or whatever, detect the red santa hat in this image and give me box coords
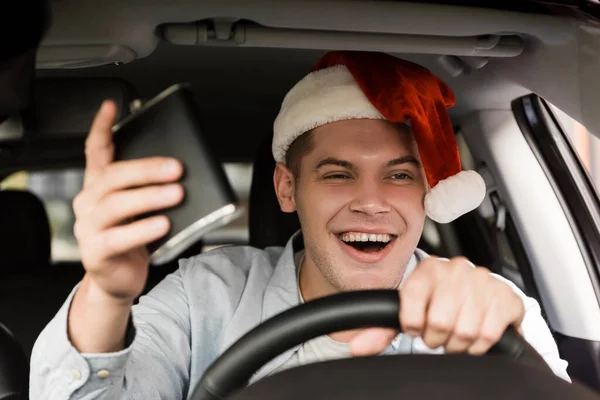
[272,51,486,223]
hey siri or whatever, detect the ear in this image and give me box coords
[273,162,297,213]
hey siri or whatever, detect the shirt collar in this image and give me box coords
[261,230,305,323]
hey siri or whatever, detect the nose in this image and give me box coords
[349,178,392,216]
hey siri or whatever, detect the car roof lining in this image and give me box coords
[40,0,572,57]
[26,0,600,161]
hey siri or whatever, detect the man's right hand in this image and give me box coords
[67,100,184,353]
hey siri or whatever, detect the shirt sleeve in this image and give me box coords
[491,273,572,383]
[29,266,193,399]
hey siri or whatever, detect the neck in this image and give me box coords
[298,254,335,302]
[298,253,365,343]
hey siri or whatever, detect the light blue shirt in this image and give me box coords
[29,233,570,399]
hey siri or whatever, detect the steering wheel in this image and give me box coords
[189,290,549,400]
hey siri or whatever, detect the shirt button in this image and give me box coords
[71,369,81,380]
[97,369,110,379]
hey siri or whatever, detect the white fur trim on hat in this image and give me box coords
[272,65,385,163]
[424,170,487,223]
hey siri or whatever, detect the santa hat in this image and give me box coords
[272,51,486,224]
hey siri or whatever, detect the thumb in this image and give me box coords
[83,99,118,187]
[349,328,398,357]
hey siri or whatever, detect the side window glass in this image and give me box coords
[1,169,84,261]
[1,163,252,262]
[550,103,600,193]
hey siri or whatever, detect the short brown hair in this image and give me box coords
[285,130,315,178]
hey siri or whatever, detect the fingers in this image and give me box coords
[84,100,118,188]
[444,294,483,353]
[421,269,466,350]
[399,258,440,338]
[468,293,525,355]
[74,180,185,263]
[398,256,526,355]
[82,215,171,265]
[73,157,183,217]
[466,299,506,355]
[349,328,398,357]
[78,183,184,233]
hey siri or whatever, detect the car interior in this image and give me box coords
[3,0,600,398]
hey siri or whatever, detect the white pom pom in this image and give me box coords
[424,170,486,224]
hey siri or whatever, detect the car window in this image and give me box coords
[550,103,600,191]
[0,163,252,262]
[1,168,84,261]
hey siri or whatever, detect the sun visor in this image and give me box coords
[0,0,51,120]
[0,78,137,143]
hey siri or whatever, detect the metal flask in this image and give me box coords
[113,83,243,265]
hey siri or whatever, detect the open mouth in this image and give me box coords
[337,232,396,253]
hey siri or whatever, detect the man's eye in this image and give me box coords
[390,173,411,180]
[323,173,351,180]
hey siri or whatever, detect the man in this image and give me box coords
[30,51,570,399]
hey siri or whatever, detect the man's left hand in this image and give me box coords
[349,257,526,356]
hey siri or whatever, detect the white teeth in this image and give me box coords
[340,232,392,243]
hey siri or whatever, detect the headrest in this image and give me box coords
[248,135,301,249]
[0,190,51,273]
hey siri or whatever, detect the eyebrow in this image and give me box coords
[314,157,355,171]
[314,156,421,171]
[386,156,422,168]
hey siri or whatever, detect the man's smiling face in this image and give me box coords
[274,118,428,298]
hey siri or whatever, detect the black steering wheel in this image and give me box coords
[189,290,549,400]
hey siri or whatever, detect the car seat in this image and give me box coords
[248,135,301,249]
[0,189,84,361]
